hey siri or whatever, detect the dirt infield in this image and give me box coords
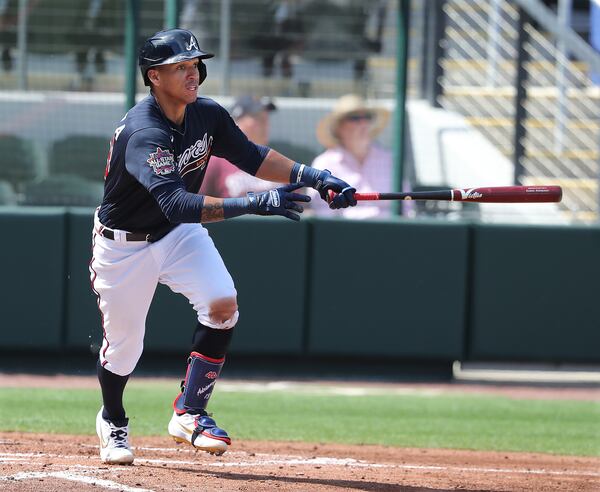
[1,375,599,491]
[1,433,599,491]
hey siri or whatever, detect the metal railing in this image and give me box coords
[429,0,600,222]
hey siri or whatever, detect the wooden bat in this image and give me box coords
[327,186,562,203]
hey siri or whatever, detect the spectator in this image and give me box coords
[299,0,387,83]
[0,0,16,72]
[74,0,108,76]
[310,94,392,219]
[251,1,304,78]
[200,95,279,197]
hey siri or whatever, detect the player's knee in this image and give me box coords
[208,297,238,325]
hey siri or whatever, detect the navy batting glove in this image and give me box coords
[247,182,311,221]
[290,163,357,209]
[315,169,357,209]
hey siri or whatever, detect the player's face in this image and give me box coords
[153,59,200,104]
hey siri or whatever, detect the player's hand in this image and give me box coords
[247,182,311,221]
[313,169,357,209]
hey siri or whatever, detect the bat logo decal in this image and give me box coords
[459,188,483,200]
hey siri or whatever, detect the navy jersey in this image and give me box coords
[98,94,268,238]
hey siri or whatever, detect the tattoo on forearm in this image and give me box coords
[201,202,225,223]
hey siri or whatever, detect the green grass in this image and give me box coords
[1,383,598,457]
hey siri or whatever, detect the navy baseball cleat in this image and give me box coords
[168,410,231,455]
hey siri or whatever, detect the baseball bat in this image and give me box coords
[327,186,562,203]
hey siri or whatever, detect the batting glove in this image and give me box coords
[247,182,311,221]
[290,163,357,209]
[314,169,357,210]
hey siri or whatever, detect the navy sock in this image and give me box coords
[97,360,129,424]
[191,322,234,359]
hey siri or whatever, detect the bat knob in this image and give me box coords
[327,189,336,203]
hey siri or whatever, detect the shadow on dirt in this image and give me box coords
[140,463,497,492]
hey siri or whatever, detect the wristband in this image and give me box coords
[222,196,251,219]
[290,162,321,188]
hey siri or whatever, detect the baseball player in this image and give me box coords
[90,28,356,465]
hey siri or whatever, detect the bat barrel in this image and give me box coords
[452,186,562,203]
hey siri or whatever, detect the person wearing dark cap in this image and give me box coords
[91,28,357,465]
[200,95,279,198]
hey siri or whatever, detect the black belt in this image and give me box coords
[98,227,151,242]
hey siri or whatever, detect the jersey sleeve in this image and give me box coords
[210,103,269,176]
[125,127,204,223]
[125,127,182,190]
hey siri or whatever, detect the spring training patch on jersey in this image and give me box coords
[147,147,176,175]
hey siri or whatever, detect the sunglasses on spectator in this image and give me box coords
[344,112,374,122]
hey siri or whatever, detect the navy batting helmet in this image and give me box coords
[139,28,214,86]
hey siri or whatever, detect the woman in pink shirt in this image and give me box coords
[310,94,393,219]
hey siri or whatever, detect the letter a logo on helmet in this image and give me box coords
[185,36,198,51]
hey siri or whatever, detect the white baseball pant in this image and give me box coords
[90,214,238,376]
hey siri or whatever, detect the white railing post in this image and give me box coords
[554,0,572,155]
[17,0,28,90]
[219,0,231,96]
[486,0,502,87]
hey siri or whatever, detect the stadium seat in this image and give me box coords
[48,135,110,182]
[0,180,17,205]
[0,135,39,190]
[21,174,104,207]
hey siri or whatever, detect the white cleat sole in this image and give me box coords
[99,451,135,465]
[168,419,229,456]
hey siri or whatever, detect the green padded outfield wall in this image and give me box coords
[307,218,470,359]
[10,210,600,363]
[0,208,66,348]
[469,224,600,362]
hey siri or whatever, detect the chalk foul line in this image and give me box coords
[1,451,599,479]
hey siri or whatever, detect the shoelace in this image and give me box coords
[109,427,129,448]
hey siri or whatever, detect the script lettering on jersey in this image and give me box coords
[147,147,176,175]
[178,133,213,178]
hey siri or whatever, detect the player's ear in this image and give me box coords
[148,68,160,86]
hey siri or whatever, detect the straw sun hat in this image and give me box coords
[316,94,390,149]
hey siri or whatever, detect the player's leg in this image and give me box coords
[158,223,238,455]
[90,231,160,464]
[168,307,236,453]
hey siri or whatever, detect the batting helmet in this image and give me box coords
[139,28,214,86]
